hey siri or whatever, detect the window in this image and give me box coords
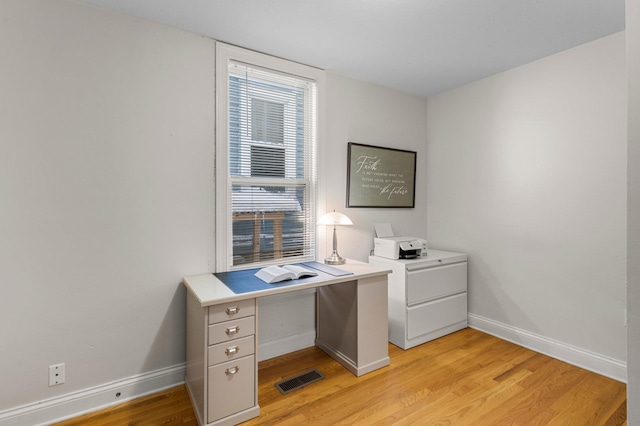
[250,145,285,178]
[251,98,284,144]
[216,44,323,270]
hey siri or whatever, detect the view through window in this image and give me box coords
[226,61,317,267]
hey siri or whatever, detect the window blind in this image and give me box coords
[227,61,317,267]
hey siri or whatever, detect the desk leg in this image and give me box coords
[316,275,390,376]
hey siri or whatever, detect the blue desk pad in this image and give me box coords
[214,261,353,294]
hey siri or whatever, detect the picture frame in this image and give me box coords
[346,142,416,208]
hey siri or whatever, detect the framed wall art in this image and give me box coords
[346,142,416,208]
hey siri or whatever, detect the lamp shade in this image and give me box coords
[318,211,353,226]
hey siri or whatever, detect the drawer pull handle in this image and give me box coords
[225,306,239,315]
[225,366,240,375]
[225,326,240,335]
[225,346,239,355]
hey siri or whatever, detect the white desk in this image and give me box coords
[183,259,391,426]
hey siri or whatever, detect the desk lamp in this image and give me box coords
[318,210,353,265]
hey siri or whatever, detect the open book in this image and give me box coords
[254,264,318,284]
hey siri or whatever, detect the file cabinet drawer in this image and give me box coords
[209,299,255,324]
[208,316,255,345]
[407,293,467,340]
[407,262,467,306]
[207,355,255,423]
[208,335,255,366]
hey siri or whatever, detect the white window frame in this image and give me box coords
[215,43,326,272]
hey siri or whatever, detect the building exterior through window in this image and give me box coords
[226,61,317,267]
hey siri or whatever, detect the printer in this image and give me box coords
[374,236,428,259]
[373,223,428,260]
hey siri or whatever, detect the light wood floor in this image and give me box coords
[54,328,626,425]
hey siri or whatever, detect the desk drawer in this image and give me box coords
[207,355,255,423]
[407,262,466,306]
[208,316,255,346]
[407,292,467,339]
[208,335,255,366]
[209,299,255,324]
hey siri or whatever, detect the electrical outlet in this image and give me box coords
[49,363,65,386]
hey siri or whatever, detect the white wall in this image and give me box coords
[0,1,429,422]
[0,0,215,419]
[427,32,627,378]
[627,0,640,421]
[321,73,428,260]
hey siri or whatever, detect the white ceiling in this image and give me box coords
[79,0,625,98]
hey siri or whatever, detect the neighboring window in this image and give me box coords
[216,44,320,270]
[251,98,284,144]
[250,145,285,178]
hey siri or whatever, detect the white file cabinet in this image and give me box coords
[369,249,467,349]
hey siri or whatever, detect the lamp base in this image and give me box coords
[324,251,346,265]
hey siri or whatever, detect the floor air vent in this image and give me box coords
[275,369,324,394]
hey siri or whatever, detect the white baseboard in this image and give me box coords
[258,331,316,361]
[0,363,186,426]
[468,313,627,383]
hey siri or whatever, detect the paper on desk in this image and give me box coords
[374,223,394,238]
